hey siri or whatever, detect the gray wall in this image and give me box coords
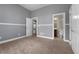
[0,4,31,41]
[31,4,70,40]
[0,4,70,41]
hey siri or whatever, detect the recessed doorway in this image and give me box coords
[52,13,65,41]
[32,17,38,37]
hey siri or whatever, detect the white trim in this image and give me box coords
[69,6,75,54]
[71,46,76,54]
[38,24,52,26]
[52,12,67,42]
[37,35,54,39]
[0,35,26,44]
[0,23,25,26]
[64,39,70,43]
[68,40,72,46]
[31,17,38,37]
[69,6,72,42]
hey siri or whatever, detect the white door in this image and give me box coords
[70,4,79,53]
[26,18,32,37]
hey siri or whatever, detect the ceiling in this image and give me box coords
[19,4,50,11]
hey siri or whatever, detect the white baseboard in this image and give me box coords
[70,43,79,54]
[68,41,75,54]
[71,45,79,54]
[71,46,76,54]
[64,39,70,43]
[0,35,26,44]
[64,40,75,53]
[37,35,54,40]
[67,41,79,54]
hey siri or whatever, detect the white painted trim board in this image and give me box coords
[37,35,54,40]
[0,35,26,44]
[0,23,25,26]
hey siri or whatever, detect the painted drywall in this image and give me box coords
[31,4,70,40]
[0,4,31,41]
[0,4,70,42]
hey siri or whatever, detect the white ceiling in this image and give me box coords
[20,4,50,11]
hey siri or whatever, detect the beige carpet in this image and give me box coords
[0,36,73,54]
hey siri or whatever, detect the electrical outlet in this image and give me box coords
[0,36,2,40]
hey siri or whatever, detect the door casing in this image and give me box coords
[52,12,68,42]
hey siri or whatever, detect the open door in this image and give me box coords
[26,18,32,37]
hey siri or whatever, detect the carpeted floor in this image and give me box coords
[0,36,73,54]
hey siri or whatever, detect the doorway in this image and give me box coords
[52,13,65,40]
[32,17,38,37]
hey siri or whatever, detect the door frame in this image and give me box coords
[31,17,38,37]
[52,12,66,41]
[69,6,72,42]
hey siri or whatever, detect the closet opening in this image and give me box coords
[52,13,65,40]
[32,17,38,37]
